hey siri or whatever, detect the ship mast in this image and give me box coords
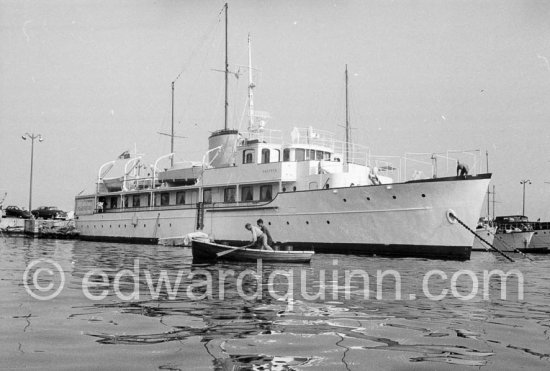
[171,81,175,166]
[345,64,351,164]
[224,2,229,130]
[247,33,255,131]
[486,150,489,218]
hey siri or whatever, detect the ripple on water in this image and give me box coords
[1,237,550,370]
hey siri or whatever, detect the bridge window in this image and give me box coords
[224,187,236,203]
[295,148,305,161]
[110,196,117,209]
[160,192,170,206]
[316,151,323,160]
[260,185,273,201]
[203,189,212,204]
[283,148,290,162]
[243,149,254,164]
[261,148,270,163]
[133,195,140,207]
[241,186,253,201]
[176,191,186,205]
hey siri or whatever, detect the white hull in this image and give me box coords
[76,175,491,259]
[530,228,550,252]
[472,225,496,251]
[493,231,535,252]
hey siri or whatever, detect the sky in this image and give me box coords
[0,0,549,220]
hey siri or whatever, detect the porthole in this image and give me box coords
[343,198,347,202]
[392,196,397,199]
[306,221,309,224]
[169,223,172,227]
[421,194,426,197]
[158,223,161,227]
[268,222,272,226]
[144,224,146,228]
[286,221,290,225]
[367,197,371,201]
[327,220,330,224]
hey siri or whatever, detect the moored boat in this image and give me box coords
[73,4,492,261]
[493,229,535,253]
[191,238,314,263]
[493,215,547,253]
[472,218,496,251]
[531,221,550,252]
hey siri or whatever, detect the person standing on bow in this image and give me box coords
[456,160,469,178]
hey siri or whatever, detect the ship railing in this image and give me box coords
[437,149,482,175]
[369,156,403,182]
[287,127,337,149]
[367,149,483,183]
[241,128,283,144]
[402,150,482,181]
[97,203,198,214]
[333,141,371,166]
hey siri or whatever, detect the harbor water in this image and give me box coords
[1,237,549,370]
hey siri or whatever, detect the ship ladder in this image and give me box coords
[152,213,161,239]
[449,212,516,262]
[196,202,205,230]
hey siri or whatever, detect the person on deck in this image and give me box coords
[245,223,274,251]
[257,219,274,246]
[456,161,469,178]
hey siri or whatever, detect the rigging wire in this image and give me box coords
[156,9,224,152]
[173,9,225,84]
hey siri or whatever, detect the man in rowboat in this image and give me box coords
[245,223,274,251]
[257,219,274,246]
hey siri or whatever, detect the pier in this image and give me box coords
[0,217,78,239]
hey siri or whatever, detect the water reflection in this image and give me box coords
[2,237,550,370]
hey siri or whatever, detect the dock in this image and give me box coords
[0,217,79,239]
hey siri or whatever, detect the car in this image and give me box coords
[4,205,32,219]
[31,206,68,220]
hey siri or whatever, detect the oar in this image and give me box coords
[216,243,254,257]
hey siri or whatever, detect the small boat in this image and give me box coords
[493,229,535,252]
[492,215,538,252]
[531,221,550,252]
[472,218,496,251]
[191,238,314,263]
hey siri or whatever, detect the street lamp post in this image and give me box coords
[21,133,44,213]
[520,179,531,217]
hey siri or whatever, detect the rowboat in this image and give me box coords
[191,238,314,263]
